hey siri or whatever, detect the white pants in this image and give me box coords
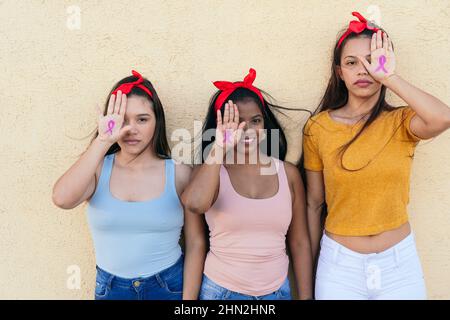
[315,232,427,300]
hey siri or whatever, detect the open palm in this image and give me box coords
[215,100,246,154]
[358,30,396,83]
[97,90,131,143]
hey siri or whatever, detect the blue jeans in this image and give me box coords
[94,255,183,300]
[199,274,292,300]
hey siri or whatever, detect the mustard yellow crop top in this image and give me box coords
[303,106,421,236]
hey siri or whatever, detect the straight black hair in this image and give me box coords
[90,73,171,159]
[199,87,304,163]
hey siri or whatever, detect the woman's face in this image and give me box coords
[234,99,265,158]
[117,95,156,154]
[337,36,382,98]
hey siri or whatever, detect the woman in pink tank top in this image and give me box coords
[182,69,313,300]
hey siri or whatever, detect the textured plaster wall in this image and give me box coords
[0,0,449,299]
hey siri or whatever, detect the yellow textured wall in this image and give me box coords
[1,0,449,299]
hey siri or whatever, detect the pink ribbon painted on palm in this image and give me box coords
[223,129,232,144]
[105,120,115,135]
[375,55,388,73]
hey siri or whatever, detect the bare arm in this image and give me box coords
[180,145,222,214]
[305,170,325,265]
[286,163,313,300]
[357,30,450,139]
[383,74,450,139]
[52,92,130,210]
[174,163,207,300]
[52,137,112,209]
[182,207,207,300]
[181,100,246,214]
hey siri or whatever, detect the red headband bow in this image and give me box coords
[112,70,153,98]
[337,12,380,48]
[213,68,265,112]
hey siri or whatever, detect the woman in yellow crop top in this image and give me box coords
[300,12,450,300]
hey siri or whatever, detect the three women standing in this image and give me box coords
[53,12,450,300]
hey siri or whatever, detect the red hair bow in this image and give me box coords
[112,70,153,98]
[337,12,380,48]
[213,68,265,112]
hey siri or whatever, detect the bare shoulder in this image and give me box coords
[282,160,302,182]
[175,162,193,184]
[279,160,303,203]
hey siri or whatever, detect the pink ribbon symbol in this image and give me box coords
[375,55,388,73]
[105,120,115,135]
[223,129,232,144]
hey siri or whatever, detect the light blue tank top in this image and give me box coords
[86,153,184,278]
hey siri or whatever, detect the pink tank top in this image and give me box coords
[204,158,292,296]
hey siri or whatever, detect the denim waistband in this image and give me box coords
[95,254,183,288]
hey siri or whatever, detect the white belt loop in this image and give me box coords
[394,246,400,268]
[332,243,340,264]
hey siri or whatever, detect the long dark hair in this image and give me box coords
[297,26,405,230]
[199,87,302,163]
[297,27,412,173]
[90,73,171,159]
[317,28,398,168]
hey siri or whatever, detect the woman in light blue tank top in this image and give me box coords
[53,70,206,300]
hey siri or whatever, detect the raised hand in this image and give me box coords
[96,90,131,143]
[358,30,396,84]
[214,100,246,154]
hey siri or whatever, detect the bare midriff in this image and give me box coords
[325,222,411,254]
